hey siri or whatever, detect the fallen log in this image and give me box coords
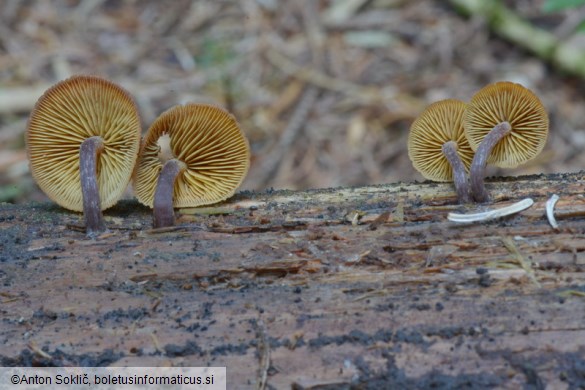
[1,172,584,388]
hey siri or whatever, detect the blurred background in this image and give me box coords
[2,0,585,204]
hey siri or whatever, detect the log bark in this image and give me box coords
[1,173,585,388]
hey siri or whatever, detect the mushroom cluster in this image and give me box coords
[408,81,549,203]
[28,76,547,235]
[27,75,250,236]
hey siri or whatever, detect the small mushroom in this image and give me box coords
[408,99,474,203]
[133,103,250,228]
[464,82,548,202]
[26,75,141,237]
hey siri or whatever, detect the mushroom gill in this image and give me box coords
[133,103,250,227]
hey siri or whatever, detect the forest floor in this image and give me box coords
[2,0,585,202]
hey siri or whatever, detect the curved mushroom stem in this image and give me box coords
[469,121,512,203]
[80,136,106,237]
[441,141,470,204]
[153,159,185,228]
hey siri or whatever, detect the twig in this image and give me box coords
[448,0,585,78]
[448,198,534,223]
[167,37,196,71]
[150,333,163,354]
[322,0,370,25]
[255,86,319,188]
[0,84,52,114]
[254,319,270,390]
[501,236,540,287]
[28,341,52,360]
[546,194,560,230]
[144,225,194,235]
[265,48,423,119]
[265,49,382,104]
[254,2,325,187]
[553,6,585,40]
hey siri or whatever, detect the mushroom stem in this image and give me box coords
[79,136,106,237]
[153,159,184,228]
[469,121,512,203]
[441,141,470,204]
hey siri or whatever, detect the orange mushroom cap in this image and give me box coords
[26,75,141,212]
[408,99,474,182]
[463,81,549,168]
[133,103,250,208]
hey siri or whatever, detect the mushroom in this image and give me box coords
[408,99,474,203]
[26,75,141,237]
[133,103,250,228]
[464,81,548,202]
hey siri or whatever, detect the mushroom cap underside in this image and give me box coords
[133,103,250,208]
[408,99,474,182]
[26,75,141,212]
[464,81,549,168]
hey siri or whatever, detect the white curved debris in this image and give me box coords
[448,198,534,223]
[546,194,560,229]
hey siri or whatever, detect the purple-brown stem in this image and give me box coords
[153,159,184,228]
[442,141,470,204]
[470,121,512,203]
[80,136,106,237]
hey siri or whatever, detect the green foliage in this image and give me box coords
[542,0,585,13]
[197,37,235,70]
[196,36,244,106]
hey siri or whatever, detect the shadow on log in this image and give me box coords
[1,172,585,388]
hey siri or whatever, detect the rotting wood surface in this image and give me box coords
[1,172,585,389]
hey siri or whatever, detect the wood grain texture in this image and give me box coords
[1,173,585,388]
